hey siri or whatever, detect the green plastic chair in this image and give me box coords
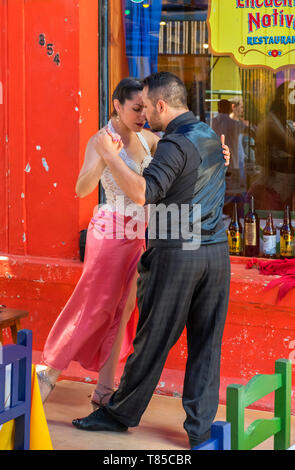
[226,359,292,450]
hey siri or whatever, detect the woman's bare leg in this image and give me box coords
[92,270,138,405]
[37,366,61,403]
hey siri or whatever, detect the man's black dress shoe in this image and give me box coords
[72,407,128,432]
[189,430,211,449]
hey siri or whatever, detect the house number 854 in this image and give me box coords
[39,34,61,66]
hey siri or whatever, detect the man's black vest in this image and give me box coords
[147,120,228,248]
[174,121,227,246]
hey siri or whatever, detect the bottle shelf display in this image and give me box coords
[227,198,295,259]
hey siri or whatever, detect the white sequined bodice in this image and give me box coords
[101,121,152,210]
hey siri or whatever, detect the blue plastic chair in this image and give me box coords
[192,421,231,450]
[0,329,32,450]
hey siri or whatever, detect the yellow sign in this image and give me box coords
[208,0,295,71]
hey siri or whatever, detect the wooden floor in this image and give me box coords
[44,380,295,451]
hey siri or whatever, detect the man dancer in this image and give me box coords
[72,72,231,449]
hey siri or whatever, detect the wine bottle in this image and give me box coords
[263,212,276,258]
[227,203,243,256]
[244,195,260,257]
[280,205,294,259]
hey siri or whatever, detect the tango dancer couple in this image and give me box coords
[38,72,231,449]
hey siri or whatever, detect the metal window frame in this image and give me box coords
[98,0,109,204]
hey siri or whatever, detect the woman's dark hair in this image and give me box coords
[111,77,143,116]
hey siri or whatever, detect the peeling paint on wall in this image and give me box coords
[41,157,49,172]
[32,275,45,284]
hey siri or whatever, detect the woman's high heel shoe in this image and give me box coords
[37,370,56,404]
[90,385,114,411]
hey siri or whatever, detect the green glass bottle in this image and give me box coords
[227,203,243,256]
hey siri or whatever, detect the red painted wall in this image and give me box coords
[0,0,98,260]
[24,1,80,258]
[0,0,8,253]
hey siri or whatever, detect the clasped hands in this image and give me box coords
[94,126,231,167]
[93,127,124,162]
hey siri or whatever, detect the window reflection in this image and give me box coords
[248,75,295,211]
[122,0,295,216]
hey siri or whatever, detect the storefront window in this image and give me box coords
[121,0,295,222]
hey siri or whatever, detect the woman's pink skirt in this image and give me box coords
[42,207,146,372]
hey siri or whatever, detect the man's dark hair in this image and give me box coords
[142,72,188,109]
[111,77,143,116]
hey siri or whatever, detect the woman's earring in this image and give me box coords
[116,114,120,123]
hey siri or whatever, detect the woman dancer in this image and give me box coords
[37,78,158,406]
[37,77,231,407]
